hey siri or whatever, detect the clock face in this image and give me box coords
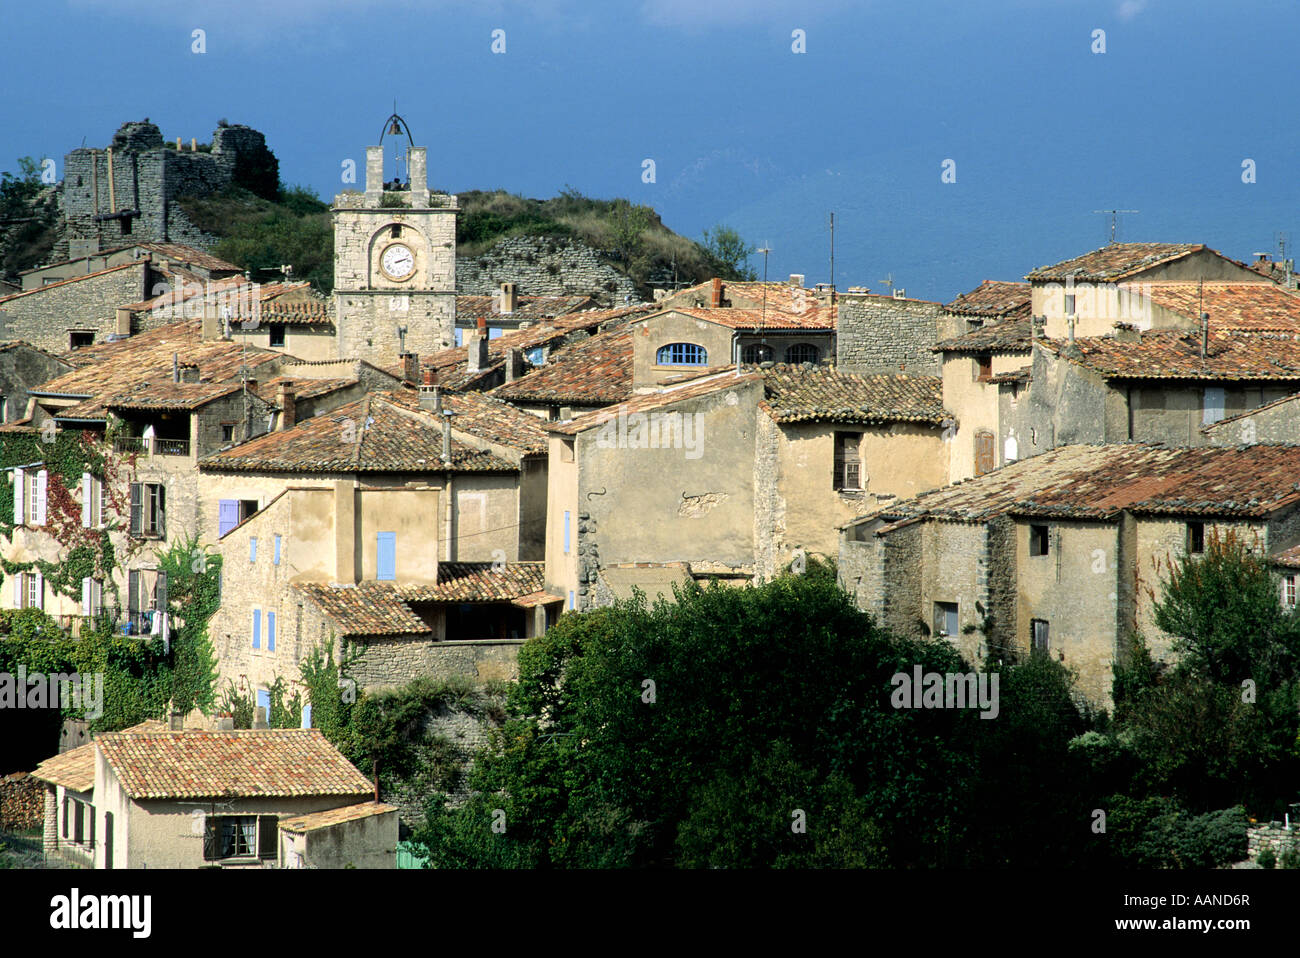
[380,243,416,281]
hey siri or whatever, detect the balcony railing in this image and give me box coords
[154,438,190,457]
[113,435,145,454]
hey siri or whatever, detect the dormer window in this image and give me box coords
[657,343,707,366]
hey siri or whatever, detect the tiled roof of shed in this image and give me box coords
[1040,330,1300,381]
[31,719,169,792]
[295,582,431,637]
[279,802,397,833]
[759,364,947,425]
[96,729,375,800]
[944,280,1032,317]
[933,318,1032,354]
[849,442,1300,528]
[105,380,242,410]
[489,325,634,405]
[1026,243,1209,282]
[386,388,548,454]
[1143,283,1300,331]
[200,394,517,474]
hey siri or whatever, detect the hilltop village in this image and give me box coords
[4,119,1300,868]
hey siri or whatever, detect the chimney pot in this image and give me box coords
[506,347,523,382]
[710,278,723,308]
[278,383,296,430]
[499,282,518,314]
[116,307,133,336]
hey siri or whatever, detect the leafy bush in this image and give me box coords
[1258,846,1277,869]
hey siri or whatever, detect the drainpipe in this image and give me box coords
[1200,312,1209,360]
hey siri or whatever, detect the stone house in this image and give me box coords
[839,442,1300,705]
[544,364,953,609]
[931,280,1033,481]
[836,288,945,376]
[1203,391,1300,446]
[0,260,154,353]
[200,387,556,697]
[32,724,395,869]
[1025,242,1272,340]
[0,342,72,425]
[18,242,241,292]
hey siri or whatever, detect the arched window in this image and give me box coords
[742,343,774,364]
[657,342,707,366]
[785,343,820,365]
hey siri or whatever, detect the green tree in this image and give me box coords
[701,225,758,281]
[606,199,653,265]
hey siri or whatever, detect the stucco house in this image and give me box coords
[32,724,396,868]
[839,442,1300,705]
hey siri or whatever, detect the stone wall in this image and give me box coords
[60,120,268,258]
[0,262,150,352]
[0,345,72,423]
[348,636,524,690]
[0,772,44,831]
[1247,823,1300,862]
[836,294,944,375]
[457,236,638,305]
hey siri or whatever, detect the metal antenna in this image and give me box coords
[758,242,772,329]
[880,272,895,294]
[1093,209,1139,244]
[829,212,835,291]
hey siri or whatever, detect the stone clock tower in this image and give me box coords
[332,122,458,364]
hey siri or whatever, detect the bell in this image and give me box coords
[388,116,402,136]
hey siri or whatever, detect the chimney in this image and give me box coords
[402,352,420,385]
[277,383,296,430]
[505,347,523,382]
[1113,321,1141,344]
[710,278,723,308]
[216,715,234,731]
[468,317,490,372]
[172,352,180,384]
[419,367,441,413]
[789,274,805,288]
[169,709,183,731]
[1201,311,1209,360]
[499,282,518,314]
[116,307,132,336]
[190,137,197,152]
[1067,315,1076,345]
[252,707,269,730]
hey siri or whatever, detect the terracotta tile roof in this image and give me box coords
[122,277,312,315]
[988,366,1032,385]
[1026,243,1209,282]
[200,394,517,474]
[105,380,242,410]
[295,582,431,637]
[279,801,397,833]
[851,442,1300,528]
[666,280,839,322]
[135,243,241,273]
[420,304,656,389]
[256,376,357,404]
[546,369,759,436]
[1144,283,1300,331]
[385,388,548,454]
[490,325,633,406]
[258,300,334,326]
[933,318,1032,354]
[665,304,835,331]
[405,561,546,602]
[759,364,947,425]
[32,742,96,791]
[1271,544,1300,569]
[1040,330,1300,381]
[95,729,375,800]
[34,319,282,420]
[295,563,547,637]
[944,280,1032,318]
[0,263,139,305]
[456,294,594,323]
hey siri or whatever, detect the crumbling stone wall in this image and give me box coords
[348,636,524,690]
[457,236,638,305]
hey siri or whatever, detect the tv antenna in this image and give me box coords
[1093,209,1139,245]
[880,272,896,294]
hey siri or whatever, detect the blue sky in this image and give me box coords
[3,0,1298,301]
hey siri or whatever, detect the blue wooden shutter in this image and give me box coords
[249,537,257,562]
[267,611,276,652]
[218,499,239,537]
[252,609,261,649]
[564,511,571,553]
[377,532,396,581]
[301,704,312,729]
[273,534,281,565]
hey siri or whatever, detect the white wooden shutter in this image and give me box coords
[34,571,43,609]
[81,473,91,528]
[81,577,92,616]
[13,468,23,525]
[13,573,22,607]
[34,470,47,526]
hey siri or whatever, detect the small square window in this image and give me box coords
[69,331,94,350]
[1187,522,1205,554]
[1030,524,1049,557]
[934,601,958,637]
[221,423,236,443]
[976,355,992,382]
[268,323,286,348]
[1031,619,1050,655]
[1064,293,1076,315]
